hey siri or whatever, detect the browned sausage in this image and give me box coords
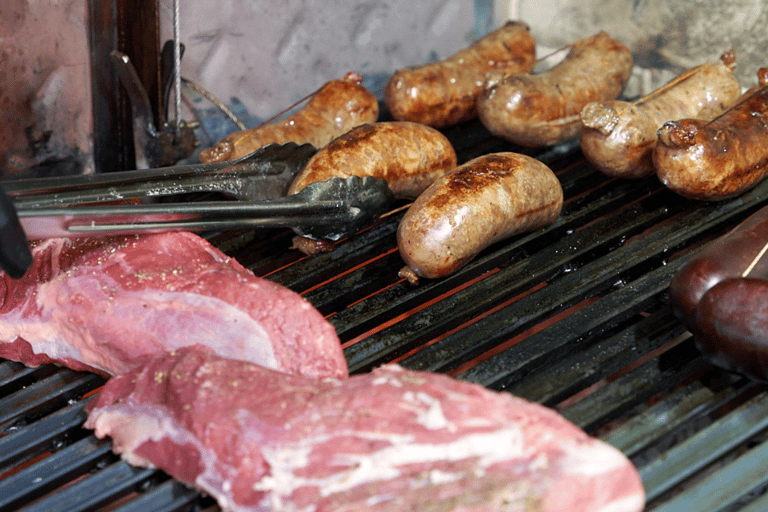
[580,51,741,179]
[669,204,768,331]
[653,68,768,201]
[397,152,563,284]
[287,122,458,256]
[199,72,379,163]
[288,122,457,199]
[384,21,536,128]
[694,277,768,381]
[477,31,633,148]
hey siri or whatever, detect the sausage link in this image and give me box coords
[477,31,633,148]
[288,122,457,199]
[669,204,768,331]
[653,68,768,201]
[384,21,536,128]
[199,72,379,163]
[397,152,563,283]
[580,51,740,179]
[694,278,768,381]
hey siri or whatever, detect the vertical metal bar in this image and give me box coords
[87,0,161,173]
[173,0,182,137]
[88,0,132,174]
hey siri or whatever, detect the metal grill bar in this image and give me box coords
[0,369,103,429]
[601,373,753,458]
[0,397,92,475]
[0,435,115,511]
[560,336,709,431]
[455,245,684,392]
[112,479,210,512]
[648,437,768,511]
[20,461,156,512]
[0,362,58,398]
[641,391,768,503]
[504,307,686,406]
[731,479,768,512]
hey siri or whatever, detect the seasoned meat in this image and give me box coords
[0,232,347,379]
[86,346,645,512]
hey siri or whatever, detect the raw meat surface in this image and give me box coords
[85,346,645,512]
[0,232,347,379]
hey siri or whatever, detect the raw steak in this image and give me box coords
[0,232,347,379]
[85,346,645,512]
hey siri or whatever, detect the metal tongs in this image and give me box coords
[3,142,394,242]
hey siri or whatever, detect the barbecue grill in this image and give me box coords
[4,0,768,508]
[2,117,768,512]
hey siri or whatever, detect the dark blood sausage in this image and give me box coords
[580,51,741,179]
[288,122,457,199]
[694,278,768,381]
[384,21,536,128]
[477,31,633,148]
[397,152,563,284]
[199,72,379,163]
[653,68,768,201]
[669,204,768,331]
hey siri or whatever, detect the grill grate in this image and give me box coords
[2,120,768,511]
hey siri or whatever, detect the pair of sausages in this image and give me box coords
[477,31,634,148]
[580,54,768,203]
[384,21,536,129]
[199,72,379,163]
[287,123,564,280]
[653,68,768,201]
[580,51,742,179]
[670,205,768,381]
[385,26,634,149]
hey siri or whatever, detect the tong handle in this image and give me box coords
[16,196,344,239]
[4,142,318,208]
[0,185,32,278]
[15,176,396,242]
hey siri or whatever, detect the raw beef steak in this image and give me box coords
[85,346,645,512]
[0,232,346,379]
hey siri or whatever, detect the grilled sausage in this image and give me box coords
[288,122,457,199]
[397,152,563,284]
[669,204,768,331]
[199,72,379,163]
[694,277,768,381]
[653,68,768,201]
[580,51,741,179]
[477,31,633,148]
[288,122,458,256]
[384,21,536,128]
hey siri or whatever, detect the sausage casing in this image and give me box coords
[384,21,536,128]
[397,152,563,283]
[653,69,768,201]
[477,31,633,148]
[669,204,768,331]
[288,122,457,199]
[580,51,740,178]
[694,278,768,381]
[199,72,379,163]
